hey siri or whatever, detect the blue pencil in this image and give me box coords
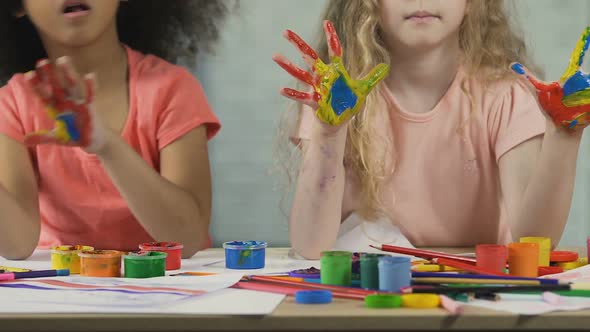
[412,272,560,285]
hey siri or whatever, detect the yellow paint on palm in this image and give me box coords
[313,56,390,126]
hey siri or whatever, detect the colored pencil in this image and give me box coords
[431,258,508,276]
[0,266,31,273]
[413,277,545,286]
[234,281,368,300]
[404,284,571,295]
[412,272,561,285]
[247,275,376,296]
[0,269,69,281]
[370,244,477,264]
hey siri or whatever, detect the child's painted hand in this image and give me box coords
[510,27,590,131]
[24,57,106,152]
[273,20,390,127]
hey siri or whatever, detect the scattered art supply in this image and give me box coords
[550,251,579,263]
[411,261,461,272]
[439,295,464,315]
[236,278,368,301]
[431,258,507,276]
[0,266,31,273]
[221,241,267,270]
[404,284,571,295]
[508,243,539,277]
[365,294,402,308]
[78,250,122,277]
[412,277,546,286]
[139,242,184,270]
[378,256,411,292]
[538,266,564,276]
[124,251,167,279]
[401,294,441,308]
[557,259,585,271]
[360,253,384,290]
[520,237,551,266]
[320,251,352,286]
[476,244,507,273]
[51,245,94,274]
[289,267,320,279]
[412,272,561,285]
[0,269,69,281]
[370,244,477,264]
[295,290,333,304]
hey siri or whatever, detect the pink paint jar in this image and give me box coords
[139,242,183,270]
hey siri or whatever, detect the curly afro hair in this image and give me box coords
[0,0,233,84]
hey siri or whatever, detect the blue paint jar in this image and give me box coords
[223,241,267,269]
[378,256,411,292]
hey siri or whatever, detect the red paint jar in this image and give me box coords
[139,242,183,270]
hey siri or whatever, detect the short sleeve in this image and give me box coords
[0,82,25,143]
[156,69,221,150]
[488,80,546,162]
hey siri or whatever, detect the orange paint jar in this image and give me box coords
[78,250,122,277]
[508,243,539,277]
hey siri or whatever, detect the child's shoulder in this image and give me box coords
[462,67,536,108]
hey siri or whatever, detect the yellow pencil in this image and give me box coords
[0,266,31,272]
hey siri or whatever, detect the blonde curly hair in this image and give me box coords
[275,0,537,220]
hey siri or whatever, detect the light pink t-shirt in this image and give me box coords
[295,68,546,246]
[0,46,220,250]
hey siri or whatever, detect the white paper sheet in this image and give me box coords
[0,274,284,315]
[466,293,590,315]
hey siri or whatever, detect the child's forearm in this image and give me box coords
[95,132,209,258]
[0,186,39,260]
[289,122,348,259]
[511,128,582,246]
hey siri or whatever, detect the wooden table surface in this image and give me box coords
[1,247,589,332]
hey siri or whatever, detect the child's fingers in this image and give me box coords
[36,59,66,101]
[510,62,551,91]
[360,63,390,94]
[273,54,317,87]
[23,130,62,146]
[56,56,84,103]
[323,20,342,58]
[24,71,53,106]
[83,73,97,105]
[283,29,319,70]
[280,88,320,108]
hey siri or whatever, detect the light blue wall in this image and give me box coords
[197,0,590,247]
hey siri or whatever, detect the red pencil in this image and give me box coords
[432,258,508,276]
[234,281,368,300]
[248,275,376,296]
[370,244,477,265]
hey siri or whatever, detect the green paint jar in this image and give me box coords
[360,253,385,290]
[124,251,167,278]
[320,251,352,286]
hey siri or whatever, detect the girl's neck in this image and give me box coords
[40,22,127,89]
[385,35,462,113]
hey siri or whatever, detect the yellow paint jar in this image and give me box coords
[51,245,94,274]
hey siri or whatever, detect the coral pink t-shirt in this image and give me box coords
[295,68,546,246]
[0,46,220,250]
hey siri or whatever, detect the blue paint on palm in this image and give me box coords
[56,112,80,141]
[563,71,590,97]
[330,76,357,116]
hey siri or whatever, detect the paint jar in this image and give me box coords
[520,237,551,266]
[51,245,94,274]
[320,251,352,286]
[124,251,167,278]
[508,242,539,277]
[378,256,411,292]
[360,253,385,290]
[78,250,122,277]
[476,244,507,273]
[139,242,184,270]
[222,241,267,269]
